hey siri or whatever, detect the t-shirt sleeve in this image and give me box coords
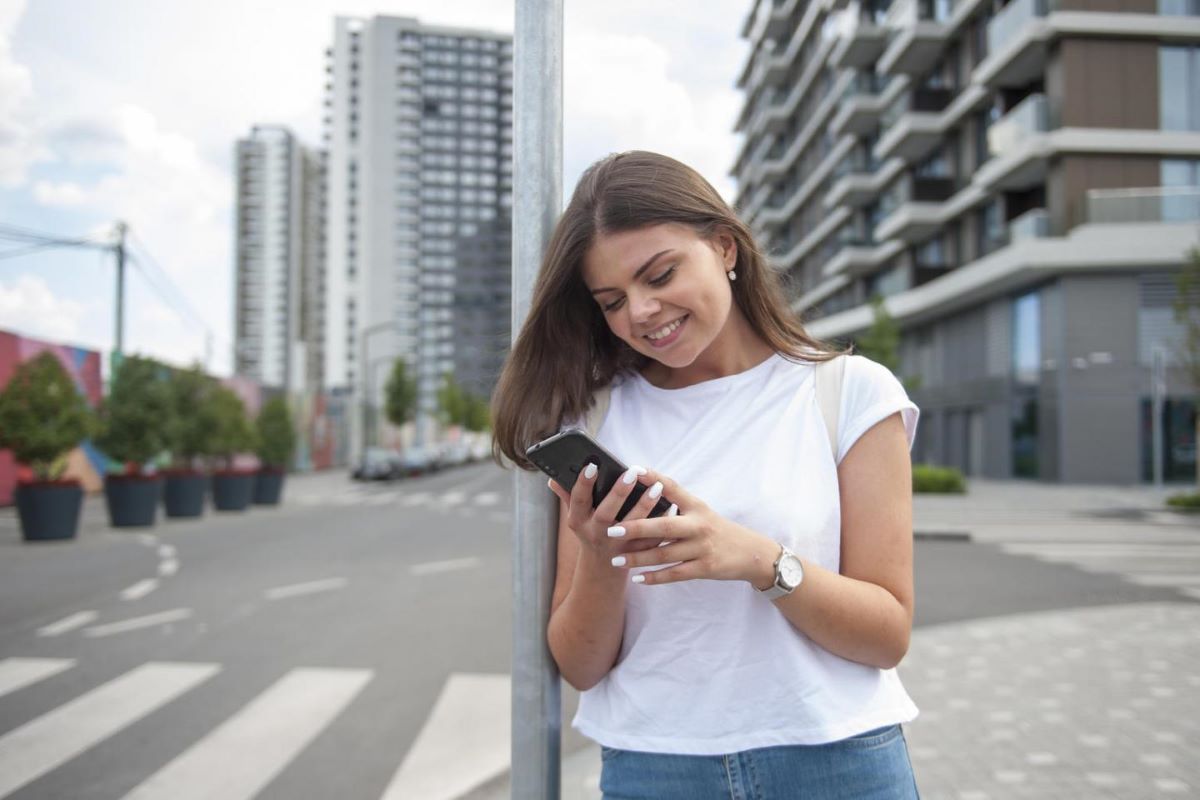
[835,355,919,464]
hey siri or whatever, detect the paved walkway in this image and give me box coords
[474,480,1200,799]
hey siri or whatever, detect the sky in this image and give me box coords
[0,0,749,377]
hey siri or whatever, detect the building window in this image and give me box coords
[1160,46,1200,131]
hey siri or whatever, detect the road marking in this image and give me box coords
[121,667,371,800]
[439,491,465,506]
[474,492,499,506]
[158,544,177,559]
[409,557,481,577]
[0,658,75,699]
[138,533,158,547]
[36,611,98,637]
[380,673,510,800]
[0,662,219,798]
[83,609,193,638]
[367,493,395,506]
[120,579,160,601]
[264,578,348,600]
[401,492,432,507]
[160,559,180,577]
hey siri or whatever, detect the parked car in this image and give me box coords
[398,445,440,477]
[442,441,472,468]
[352,447,399,481]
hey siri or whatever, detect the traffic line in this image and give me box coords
[264,578,348,601]
[0,658,75,700]
[121,667,371,800]
[0,661,219,798]
[160,559,180,577]
[401,492,432,507]
[36,611,98,637]
[439,492,465,506]
[473,492,499,506]
[409,558,481,577]
[83,609,193,638]
[121,579,160,601]
[380,673,510,800]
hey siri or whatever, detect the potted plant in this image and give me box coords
[0,353,95,541]
[253,396,295,505]
[95,356,173,527]
[163,364,217,518]
[209,386,257,511]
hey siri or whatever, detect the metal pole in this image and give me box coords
[113,221,127,373]
[1152,345,1167,489]
[512,0,563,797]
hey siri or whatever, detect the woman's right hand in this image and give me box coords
[548,463,672,556]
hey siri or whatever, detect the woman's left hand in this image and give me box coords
[611,467,779,588]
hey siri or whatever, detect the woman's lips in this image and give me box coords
[644,315,688,349]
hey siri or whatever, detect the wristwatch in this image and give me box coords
[758,544,804,601]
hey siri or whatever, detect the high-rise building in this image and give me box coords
[733,0,1200,483]
[234,125,325,395]
[322,16,513,450]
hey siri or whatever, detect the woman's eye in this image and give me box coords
[603,298,624,313]
[649,266,676,286]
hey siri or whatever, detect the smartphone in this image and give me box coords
[526,429,673,521]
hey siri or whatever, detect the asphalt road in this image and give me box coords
[0,462,1192,799]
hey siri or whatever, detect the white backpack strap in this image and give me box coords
[814,355,847,463]
[583,384,612,438]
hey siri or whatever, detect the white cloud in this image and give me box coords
[32,178,85,206]
[0,273,85,341]
[0,0,40,186]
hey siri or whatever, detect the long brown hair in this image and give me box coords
[492,150,839,470]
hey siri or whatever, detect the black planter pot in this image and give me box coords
[212,472,254,511]
[253,470,285,506]
[15,481,83,541]
[104,475,162,527]
[164,472,207,518]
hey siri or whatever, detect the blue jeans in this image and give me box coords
[599,725,919,800]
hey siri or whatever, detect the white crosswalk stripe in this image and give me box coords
[998,542,1200,597]
[121,667,372,800]
[0,662,220,797]
[0,659,510,800]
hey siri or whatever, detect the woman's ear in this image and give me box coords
[713,229,738,270]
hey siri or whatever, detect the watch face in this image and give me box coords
[779,554,804,589]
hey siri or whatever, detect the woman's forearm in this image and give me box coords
[548,548,629,691]
[749,538,911,670]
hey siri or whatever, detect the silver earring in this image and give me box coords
[728,270,737,282]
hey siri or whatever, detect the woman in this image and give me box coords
[492,151,920,799]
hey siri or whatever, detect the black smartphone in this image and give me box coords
[526,429,673,521]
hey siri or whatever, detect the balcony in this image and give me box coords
[877,0,951,76]
[822,239,906,279]
[874,87,953,163]
[874,201,944,242]
[1086,186,1200,224]
[830,74,891,137]
[976,0,1052,88]
[830,22,889,70]
[1009,208,1050,241]
[976,94,1051,191]
[825,158,906,209]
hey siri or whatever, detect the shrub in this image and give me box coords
[256,397,295,469]
[0,352,95,480]
[165,364,218,470]
[1166,493,1200,511]
[207,386,256,469]
[912,463,967,494]
[94,355,173,473]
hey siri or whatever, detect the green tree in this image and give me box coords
[94,355,173,473]
[165,363,218,470]
[437,372,470,427]
[0,353,95,480]
[464,394,491,432]
[256,397,296,469]
[208,386,256,469]
[385,359,418,428]
[855,296,921,391]
[1174,250,1200,492]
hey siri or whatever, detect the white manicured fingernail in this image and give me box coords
[647,481,663,500]
[611,555,626,567]
[632,574,646,584]
[607,525,626,538]
[583,463,597,479]
[667,503,678,517]
[622,467,639,485]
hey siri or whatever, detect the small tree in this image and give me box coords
[165,363,218,471]
[385,358,418,429]
[0,352,95,481]
[208,386,256,470]
[256,397,296,470]
[854,295,920,391]
[464,394,490,432]
[94,355,173,474]
[437,372,470,427]
[1174,250,1200,492]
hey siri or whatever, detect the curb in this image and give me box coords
[914,530,972,542]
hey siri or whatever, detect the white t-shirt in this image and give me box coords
[569,353,920,755]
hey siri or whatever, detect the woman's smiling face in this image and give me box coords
[581,223,737,371]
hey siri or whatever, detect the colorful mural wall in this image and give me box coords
[0,329,106,506]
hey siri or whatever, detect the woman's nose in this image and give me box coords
[629,294,661,324]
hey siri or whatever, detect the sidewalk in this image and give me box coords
[474,480,1200,800]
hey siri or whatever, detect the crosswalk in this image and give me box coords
[997,541,1200,600]
[0,656,511,799]
[294,485,505,514]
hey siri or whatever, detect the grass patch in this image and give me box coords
[1166,492,1200,511]
[913,464,967,494]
